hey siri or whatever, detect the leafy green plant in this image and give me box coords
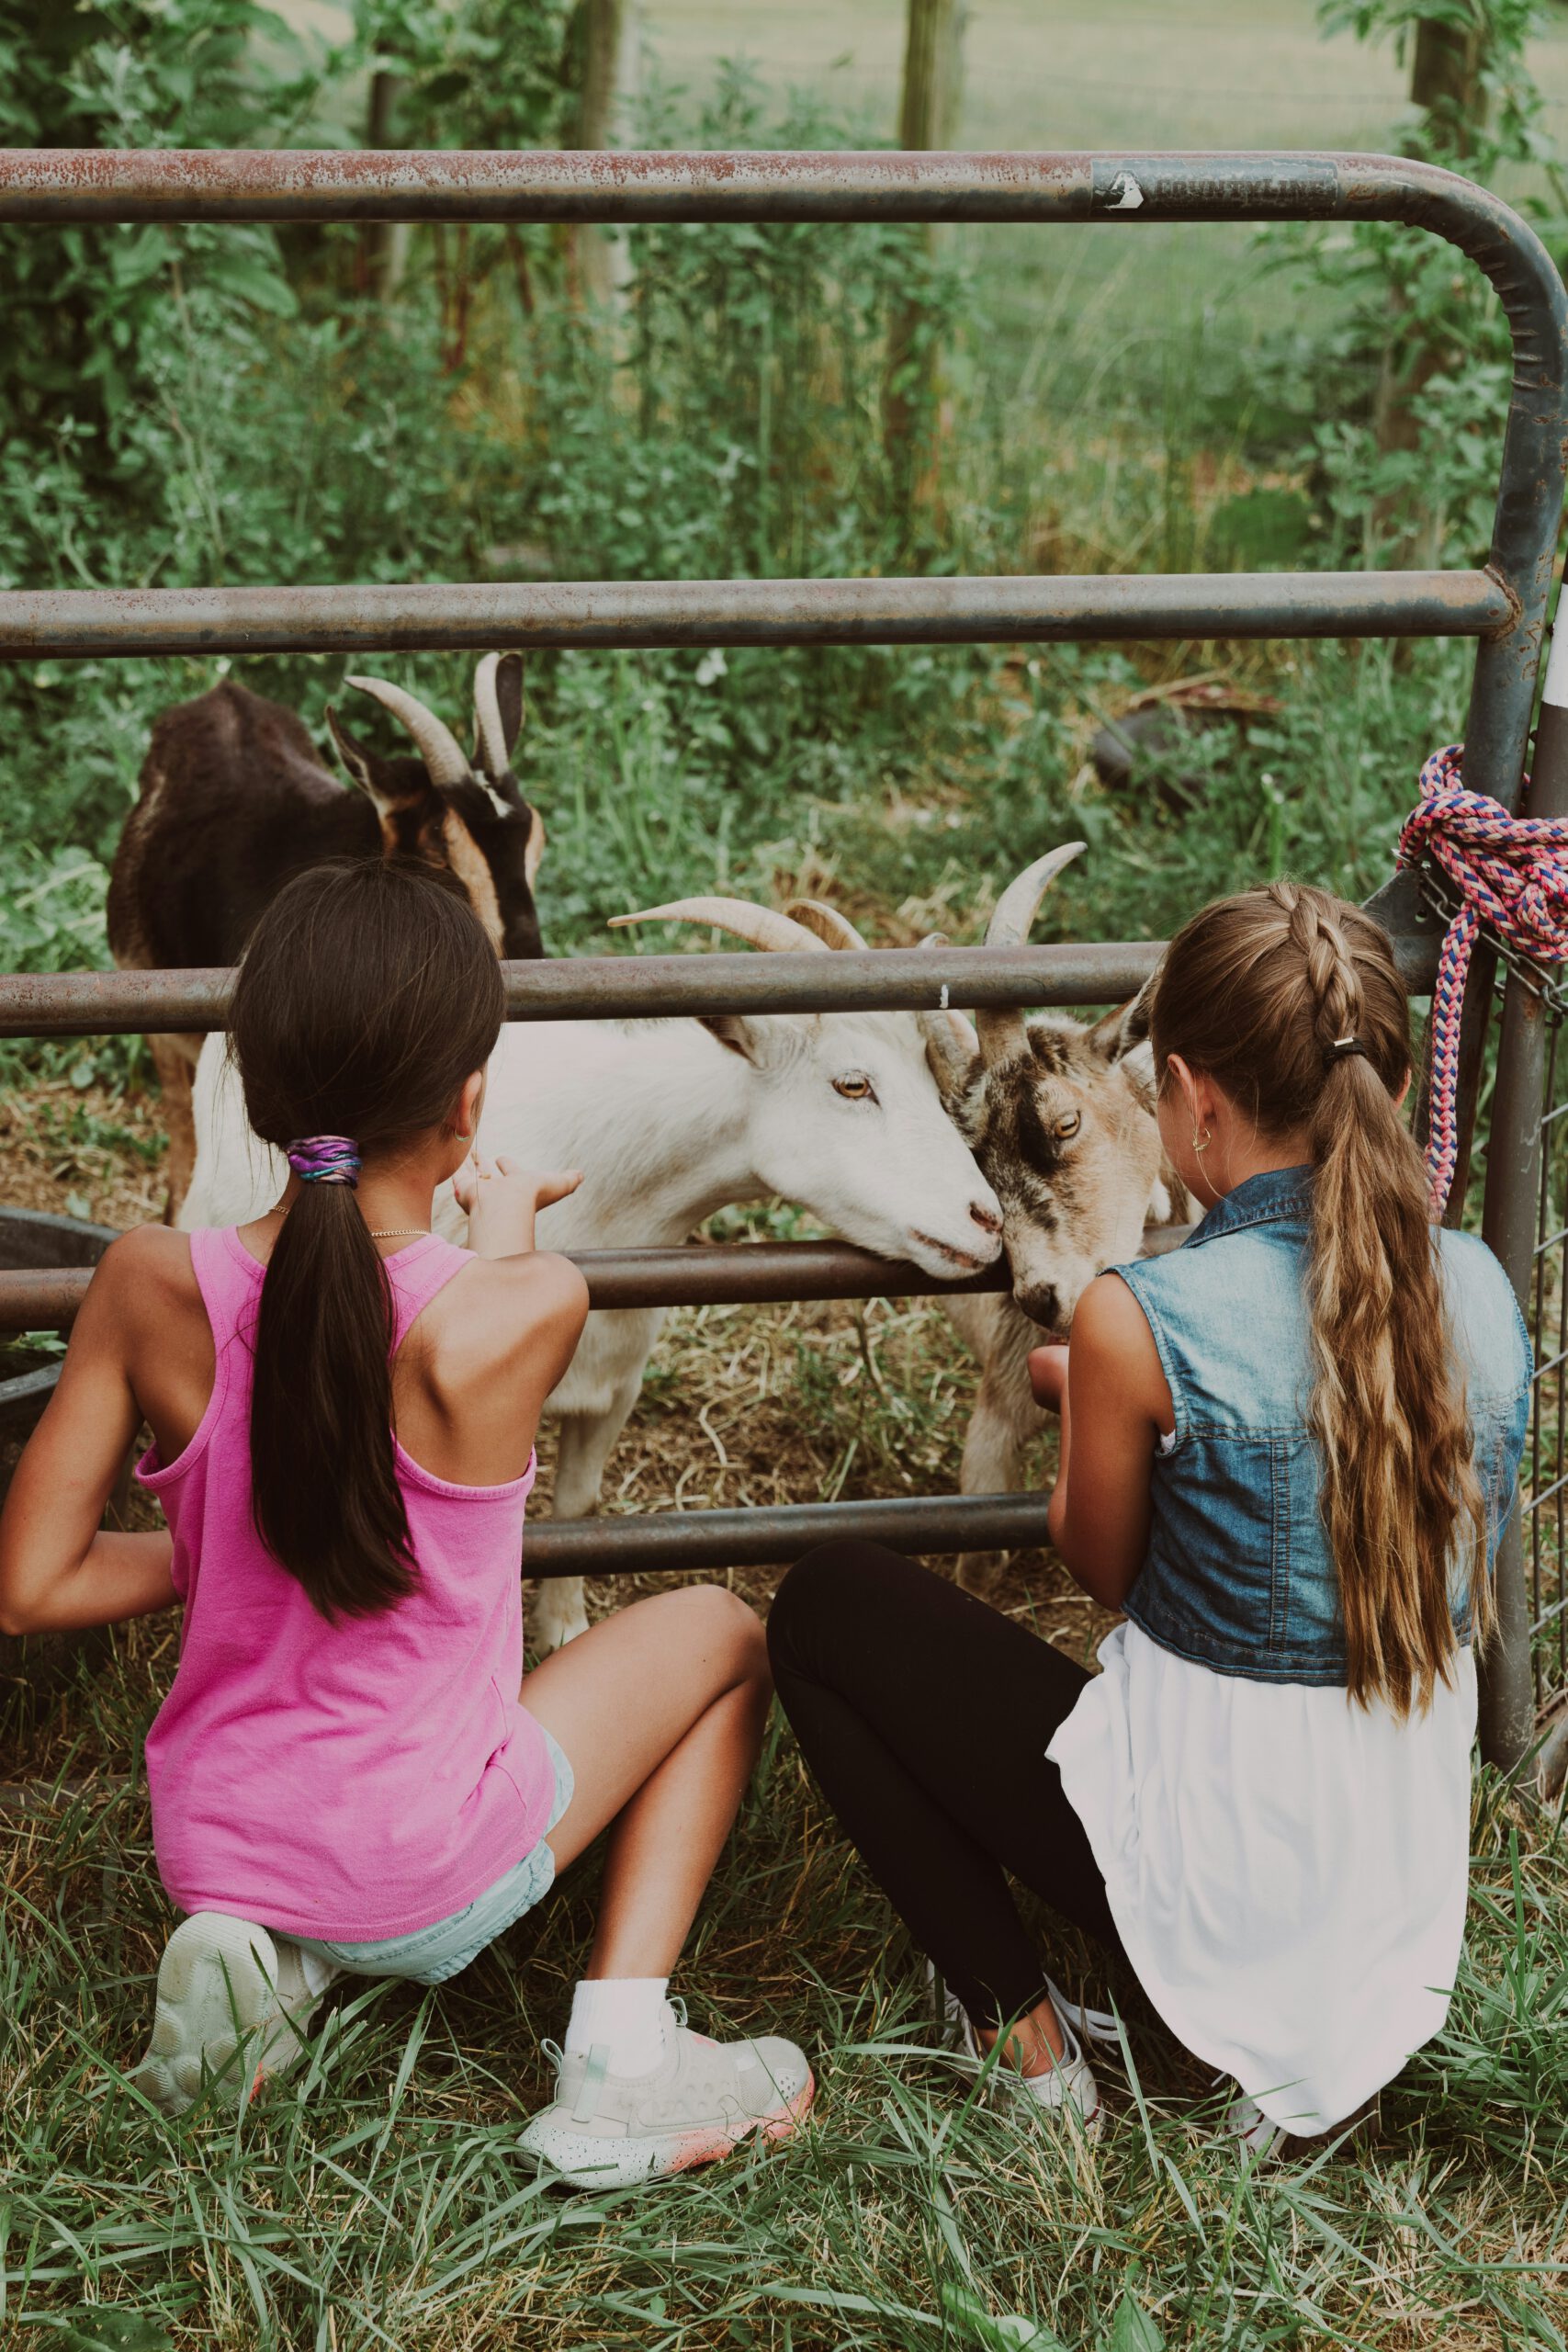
[1267,0,1568,564]
[353,0,574,150]
[0,1,320,464]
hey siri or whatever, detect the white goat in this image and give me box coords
[181,894,1003,1649]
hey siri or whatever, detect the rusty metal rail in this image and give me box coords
[0,935,1443,1040]
[2,145,1564,1768]
[0,1226,1195,1340]
[0,571,1515,660]
[522,1490,1055,1579]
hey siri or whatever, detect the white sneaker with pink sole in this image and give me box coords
[519,2007,815,2188]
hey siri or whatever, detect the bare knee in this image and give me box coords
[667,1581,768,1689]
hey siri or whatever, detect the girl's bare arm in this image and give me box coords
[0,1237,176,1636]
[409,1157,592,1487]
[1039,1273,1172,1611]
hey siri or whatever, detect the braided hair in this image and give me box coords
[1148,881,1487,1715]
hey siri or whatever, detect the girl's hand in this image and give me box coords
[1029,1343,1069,1412]
[454,1152,582,1258]
[452,1152,581,1217]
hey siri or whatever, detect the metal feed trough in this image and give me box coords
[1,150,1565,1775]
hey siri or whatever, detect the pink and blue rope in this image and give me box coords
[1398,744,1568,1216]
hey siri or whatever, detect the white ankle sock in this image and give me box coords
[564,1976,670,2077]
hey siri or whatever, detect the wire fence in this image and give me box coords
[1530,1016,1568,1714]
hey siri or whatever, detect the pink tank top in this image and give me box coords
[139,1227,557,1941]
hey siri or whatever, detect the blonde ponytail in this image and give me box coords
[1151,882,1488,1714]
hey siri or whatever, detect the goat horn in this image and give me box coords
[976,842,1088,1069]
[608,896,829,955]
[346,674,470,789]
[784,899,869,951]
[471,652,512,781]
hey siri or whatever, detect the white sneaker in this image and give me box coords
[1224,2087,1375,2160]
[925,1960,1120,2053]
[1226,2093,1291,2160]
[922,1962,1100,2129]
[519,2011,815,2189]
[130,1913,337,2117]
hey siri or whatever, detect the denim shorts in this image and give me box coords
[291,1727,575,1987]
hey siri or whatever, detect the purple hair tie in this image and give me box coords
[286,1135,361,1187]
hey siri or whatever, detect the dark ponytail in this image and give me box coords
[230,861,505,1620]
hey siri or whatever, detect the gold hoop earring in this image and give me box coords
[1192,1126,1212,1157]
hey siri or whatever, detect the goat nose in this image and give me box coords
[969,1200,1003,1237]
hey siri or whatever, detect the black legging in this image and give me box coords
[767,1541,1127,2030]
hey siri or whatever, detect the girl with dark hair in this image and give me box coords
[768,882,1530,2151]
[0,860,810,2187]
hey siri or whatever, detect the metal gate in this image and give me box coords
[1,150,1564,1773]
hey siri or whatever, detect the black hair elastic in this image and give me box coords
[1324,1035,1368,1065]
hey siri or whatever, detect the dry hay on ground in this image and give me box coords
[1,1074,170,1229]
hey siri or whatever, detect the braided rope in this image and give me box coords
[1398,744,1568,1216]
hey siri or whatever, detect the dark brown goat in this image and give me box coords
[107,652,544,1210]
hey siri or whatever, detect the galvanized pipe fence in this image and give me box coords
[1,148,1565,1771]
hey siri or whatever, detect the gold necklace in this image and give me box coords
[272,1205,430,1241]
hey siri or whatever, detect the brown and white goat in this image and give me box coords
[790,852,1185,1566]
[107,653,545,1210]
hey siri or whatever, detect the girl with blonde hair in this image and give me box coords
[769,881,1530,2147]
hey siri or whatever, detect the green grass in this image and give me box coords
[4,1615,1567,2351]
[634,0,1568,421]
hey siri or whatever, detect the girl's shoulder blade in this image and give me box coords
[91,1224,198,1322]
[419,1249,588,1385]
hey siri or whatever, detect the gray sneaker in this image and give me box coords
[519,2010,815,2188]
[1226,2092,1292,2160]
[130,1913,336,2117]
[922,1960,1102,2129]
[925,1959,1120,2050]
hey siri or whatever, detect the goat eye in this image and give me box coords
[1055,1109,1082,1139]
[833,1073,875,1102]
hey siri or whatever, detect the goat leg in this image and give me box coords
[531,1373,647,1654]
[151,1034,201,1224]
[952,1299,1051,1596]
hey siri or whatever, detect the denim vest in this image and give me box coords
[1113,1166,1532,1686]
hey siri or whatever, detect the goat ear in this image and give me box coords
[697,1011,781,1066]
[326,705,423,818]
[524,805,546,889]
[915,933,978,1102]
[1086,972,1156,1063]
[920,1010,977,1103]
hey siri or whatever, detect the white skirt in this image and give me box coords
[1047,1621,1477,2133]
